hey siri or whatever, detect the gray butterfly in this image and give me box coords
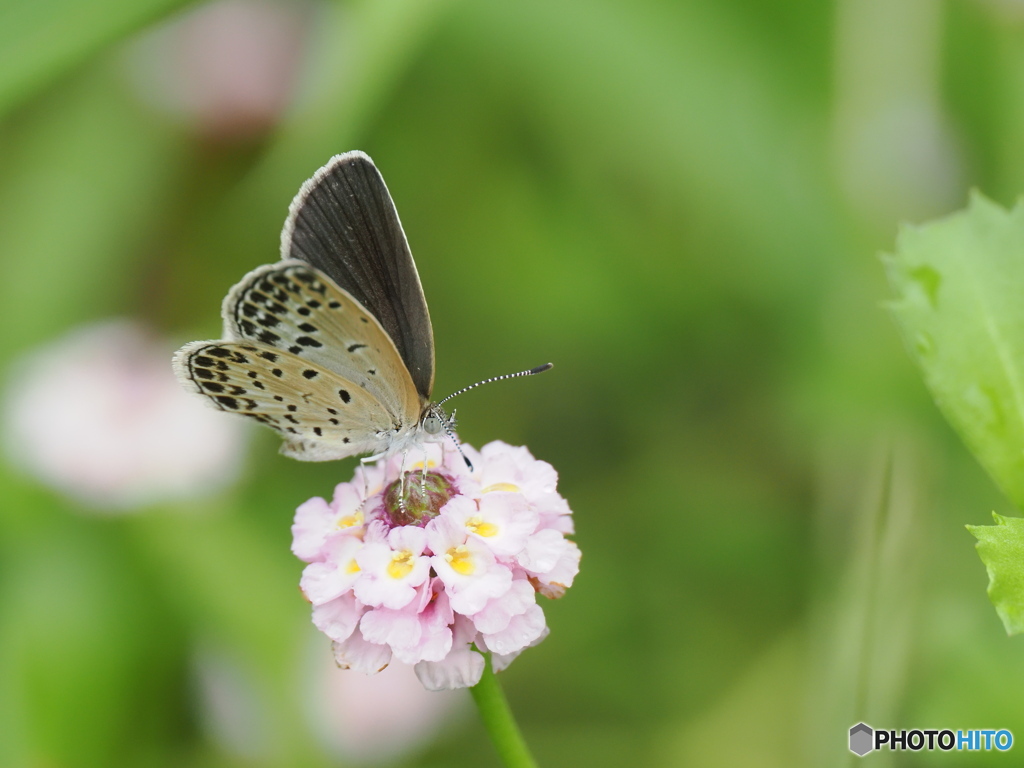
[174,152,549,464]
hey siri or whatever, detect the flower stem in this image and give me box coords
[470,653,539,768]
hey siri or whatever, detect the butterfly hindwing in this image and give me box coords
[221,260,422,424]
[279,151,435,401]
[172,340,398,461]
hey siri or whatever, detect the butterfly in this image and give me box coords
[173,151,550,467]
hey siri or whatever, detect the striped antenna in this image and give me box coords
[436,363,553,407]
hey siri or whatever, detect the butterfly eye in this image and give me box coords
[422,414,443,435]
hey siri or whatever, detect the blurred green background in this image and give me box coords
[3,0,1024,765]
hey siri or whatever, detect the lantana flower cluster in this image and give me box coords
[292,441,579,691]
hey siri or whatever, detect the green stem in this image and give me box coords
[469,653,539,768]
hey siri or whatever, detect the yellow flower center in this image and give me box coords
[465,515,499,537]
[482,482,519,494]
[444,545,476,576]
[345,558,361,575]
[387,550,415,579]
[336,510,364,530]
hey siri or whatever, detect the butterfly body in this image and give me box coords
[174,153,445,463]
[175,152,548,466]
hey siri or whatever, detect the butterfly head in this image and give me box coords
[421,405,449,436]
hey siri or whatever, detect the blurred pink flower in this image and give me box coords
[4,319,247,510]
[126,0,315,140]
[293,441,580,690]
[308,646,466,764]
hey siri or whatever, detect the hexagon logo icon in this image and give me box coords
[849,723,874,756]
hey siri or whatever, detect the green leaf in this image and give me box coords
[968,514,1024,635]
[885,191,1024,509]
[0,0,198,118]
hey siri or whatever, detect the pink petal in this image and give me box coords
[291,496,332,561]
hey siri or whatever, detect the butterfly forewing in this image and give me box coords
[280,151,435,400]
[220,260,422,423]
[173,340,399,461]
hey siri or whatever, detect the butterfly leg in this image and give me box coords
[397,450,409,515]
[420,445,429,494]
[358,454,384,510]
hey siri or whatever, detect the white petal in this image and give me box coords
[415,649,484,691]
[491,627,549,673]
[481,604,547,656]
[312,594,362,643]
[535,541,581,596]
[332,630,392,674]
[516,529,567,574]
[471,579,535,635]
[360,608,423,649]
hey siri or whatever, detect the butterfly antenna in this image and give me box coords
[436,363,554,407]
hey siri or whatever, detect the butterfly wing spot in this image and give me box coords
[176,338,401,460]
[218,260,423,442]
[339,389,351,403]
